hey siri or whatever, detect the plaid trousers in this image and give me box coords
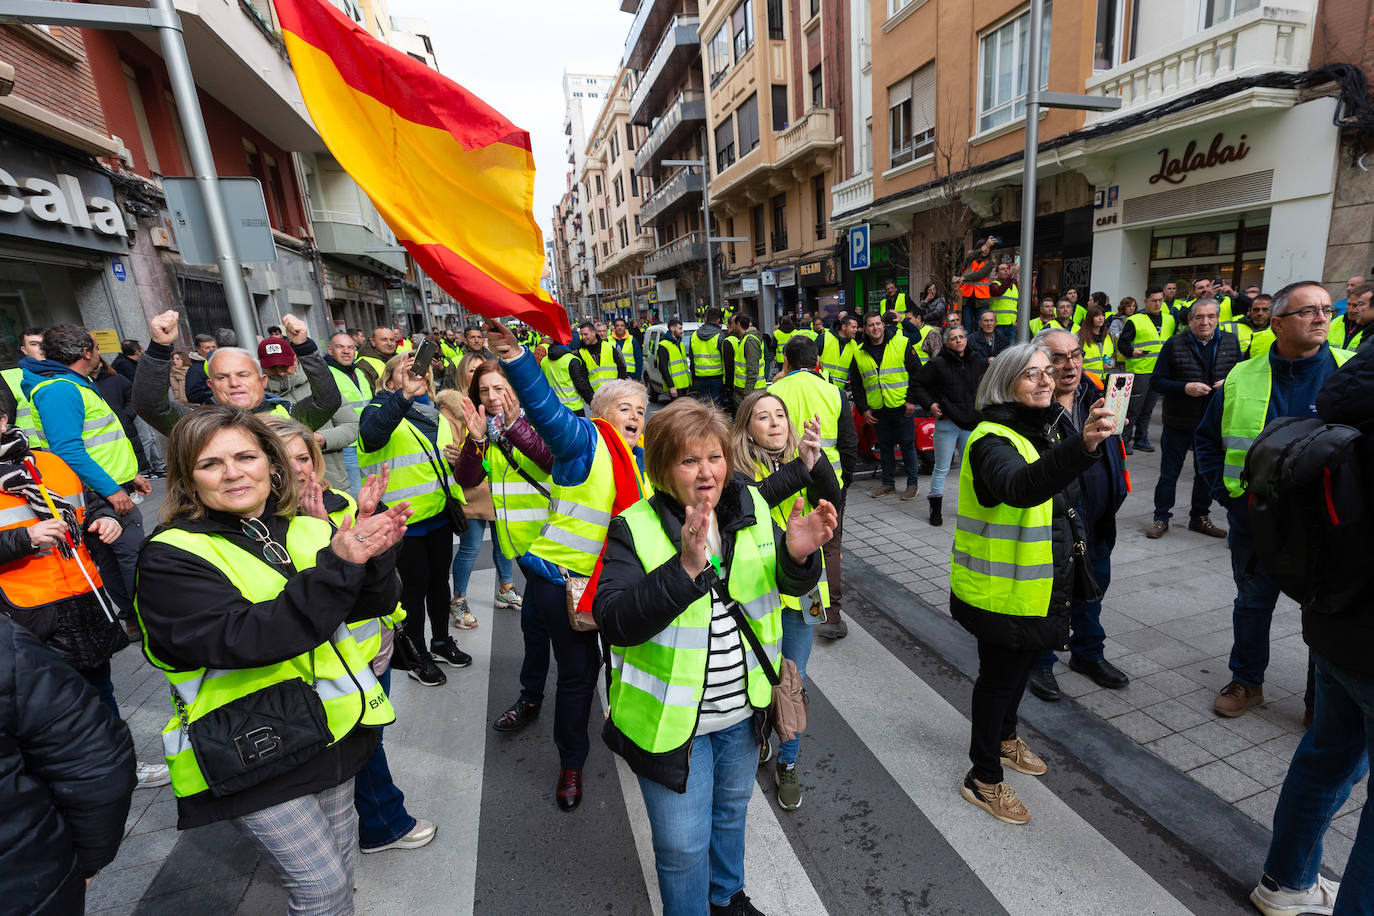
[231,779,358,915]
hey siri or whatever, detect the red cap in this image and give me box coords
[257,337,296,369]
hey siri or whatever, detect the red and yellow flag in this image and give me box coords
[274,0,570,342]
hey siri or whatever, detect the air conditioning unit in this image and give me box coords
[150,227,173,248]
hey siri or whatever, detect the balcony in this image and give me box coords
[830,173,874,220]
[639,168,704,224]
[1084,7,1313,122]
[644,231,708,274]
[628,16,701,126]
[311,209,406,275]
[599,233,654,273]
[775,108,838,169]
[623,0,677,70]
[634,91,707,174]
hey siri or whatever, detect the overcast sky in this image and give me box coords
[389,0,632,247]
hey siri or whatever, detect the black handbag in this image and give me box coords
[180,677,332,797]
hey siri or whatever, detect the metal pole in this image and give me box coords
[1016,0,1043,344]
[701,139,716,317]
[416,266,434,331]
[149,0,258,348]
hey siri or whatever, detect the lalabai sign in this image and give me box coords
[1149,133,1250,185]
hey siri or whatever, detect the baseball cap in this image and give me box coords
[257,337,296,369]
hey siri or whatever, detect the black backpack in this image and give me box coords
[1243,416,1372,615]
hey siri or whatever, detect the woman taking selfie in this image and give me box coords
[595,397,834,916]
[949,343,1114,825]
[135,406,410,912]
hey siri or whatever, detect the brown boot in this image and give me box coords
[1145,519,1168,539]
[1188,515,1227,538]
[1213,681,1264,718]
[872,485,895,499]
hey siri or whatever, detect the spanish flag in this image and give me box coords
[274,0,571,342]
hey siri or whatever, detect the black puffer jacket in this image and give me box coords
[594,479,822,792]
[950,402,1099,652]
[914,346,986,430]
[0,615,135,914]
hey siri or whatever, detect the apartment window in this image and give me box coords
[708,25,732,86]
[978,2,1053,133]
[164,91,192,173]
[752,205,766,257]
[599,209,607,231]
[813,175,826,240]
[714,118,736,174]
[771,85,788,130]
[610,132,620,161]
[625,123,636,151]
[810,65,823,108]
[809,0,820,18]
[737,93,760,155]
[1203,0,1258,27]
[613,175,624,206]
[767,0,784,38]
[121,63,160,174]
[726,217,737,265]
[1094,0,1120,69]
[732,0,754,60]
[618,218,629,248]
[594,174,603,195]
[888,0,915,16]
[603,242,610,258]
[630,170,639,197]
[889,63,935,167]
[771,193,787,251]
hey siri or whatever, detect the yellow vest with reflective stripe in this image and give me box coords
[329,365,372,416]
[1219,347,1354,498]
[910,324,936,365]
[487,437,552,558]
[2,368,45,448]
[325,490,403,647]
[611,335,638,375]
[607,487,780,754]
[541,352,585,412]
[1123,311,1176,374]
[1082,335,1116,374]
[769,369,842,479]
[578,341,618,391]
[728,331,765,391]
[752,459,830,615]
[987,284,1018,326]
[689,331,724,378]
[949,422,1053,616]
[658,337,692,390]
[30,376,138,484]
[358,355,387,380]
[140,516,394,798]
[852,335,909,410]
[773,329,795,365]
[356,409,459,523]
[817,332,856,387]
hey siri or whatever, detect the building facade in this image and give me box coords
[562,71,617,314]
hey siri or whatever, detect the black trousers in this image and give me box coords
[518,570,602,770]
[969,638,1040,784]
[874,407,918,487]
[399,524,453,650]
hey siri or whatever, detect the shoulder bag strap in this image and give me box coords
[703,566,780,687]
[491,435,551,500]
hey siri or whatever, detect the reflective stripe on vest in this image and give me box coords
[817,333,855,387]
[769,369,842,478]
[1083,336,1115,374]
[658,337,692,390]
[1122,312,1176,374]
[729,332,765,390]
[0,452,101,609]
[987,285,1018,325]
[912,324,936,365]
[852,336,909,410]
[753,459,830,613]
[579,341,618,391]
[488,440,552,558]
[356,411,459,523]
[612,335,638,375]
[141,517,394,798]
[690,332,723,377]
[329,365,372,414]
[327,489,405,633]
[607,487,780,754]
[541,353,585,411]
[2,368,45,447]
[30,377,138,484]
[1219,347,1354,497]
[949,422,1054,616]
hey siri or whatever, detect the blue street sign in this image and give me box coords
[111,260,126,282]
[848,224,870,271]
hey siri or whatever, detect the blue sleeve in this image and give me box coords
[32,381,122,497]
[1150,338,1186,396]
[503,348,597,484]
[358,388,413,453]
[1193,385,1229,504]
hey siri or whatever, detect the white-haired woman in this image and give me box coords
[950,342,1114,825]
[485,320,649,813]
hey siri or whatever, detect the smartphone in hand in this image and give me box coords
[410,339,438,375]
[1104,372,1133,437]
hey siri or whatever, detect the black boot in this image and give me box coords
[928,495,943,526]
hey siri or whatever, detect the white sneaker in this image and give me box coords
[135,762,170,789]
[1250,874,1339,916]
[495,585,523,609]
[360,818,438,853]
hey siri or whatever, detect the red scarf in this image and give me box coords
[576,418,647,616]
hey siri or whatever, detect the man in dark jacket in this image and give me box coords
[1027,328,1132,700]
[0,615,136,915]
[1146,299,1238,539]
[1245,345,1370,915]
[112,341,140,382]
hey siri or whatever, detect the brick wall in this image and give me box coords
[0,25,106,133]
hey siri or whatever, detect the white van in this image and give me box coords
[641,322,702,402]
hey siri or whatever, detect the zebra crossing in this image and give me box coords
[101,563,1259,915]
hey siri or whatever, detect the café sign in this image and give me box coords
[1150,133,1250,186]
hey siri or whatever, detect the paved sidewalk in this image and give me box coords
[839,418,1362,871]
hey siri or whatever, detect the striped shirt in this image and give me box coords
[696,514,753,736]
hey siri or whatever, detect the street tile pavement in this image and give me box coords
[840,419,1359,872]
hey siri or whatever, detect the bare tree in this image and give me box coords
[922,101,983,312]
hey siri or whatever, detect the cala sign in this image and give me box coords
[0,167,127,237]
[1149,133,1250,186]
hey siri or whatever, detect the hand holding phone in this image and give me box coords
[1103,373,1133,437]
[410,339,438,375]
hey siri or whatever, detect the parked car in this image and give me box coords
[641,321,701,403]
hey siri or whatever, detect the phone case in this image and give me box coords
[1103,373,1133,437]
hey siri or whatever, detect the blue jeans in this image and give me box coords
[343,445,362,494]
[874,407,918,487]
[1264,653,1372,907]
[636,717,757,914]
[929,419,971,496]
[1152,424,1211,522]
[695,376,725,408]
[450,519,514,597]
[778,609,813,766]
[354,668,417,849]
[1227,509,1282,687]
[1036,527,1112,668]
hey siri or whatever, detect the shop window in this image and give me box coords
[715,118,736,174]
[732,0,755,61]
[1203,0,1259,28]
[978,2,1053,134]
[737,93,761,155]
[771,192,787,251]
[771,85,789,131]
[889,63,935,167]
[767,0,784,39]
[752,204,766,257]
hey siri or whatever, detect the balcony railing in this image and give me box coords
[599,233,655,273]
[644,231,708,274]
[634,91,707,174]
[775,108,837,167]
[830,173,874,218]
[639,168,704,224]
[623,0,674,70]
[1084,7,1312,121]
[629,15,701,125]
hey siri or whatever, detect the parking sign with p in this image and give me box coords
[849,224,870,271]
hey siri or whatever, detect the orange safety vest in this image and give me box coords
[958,258,990,299]
[0,451,102,609]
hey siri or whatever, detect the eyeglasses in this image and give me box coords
[1018,367,1057,384]
[1277,306,1334,321]
[240,517,291,565]
[1049,349,1084,366]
